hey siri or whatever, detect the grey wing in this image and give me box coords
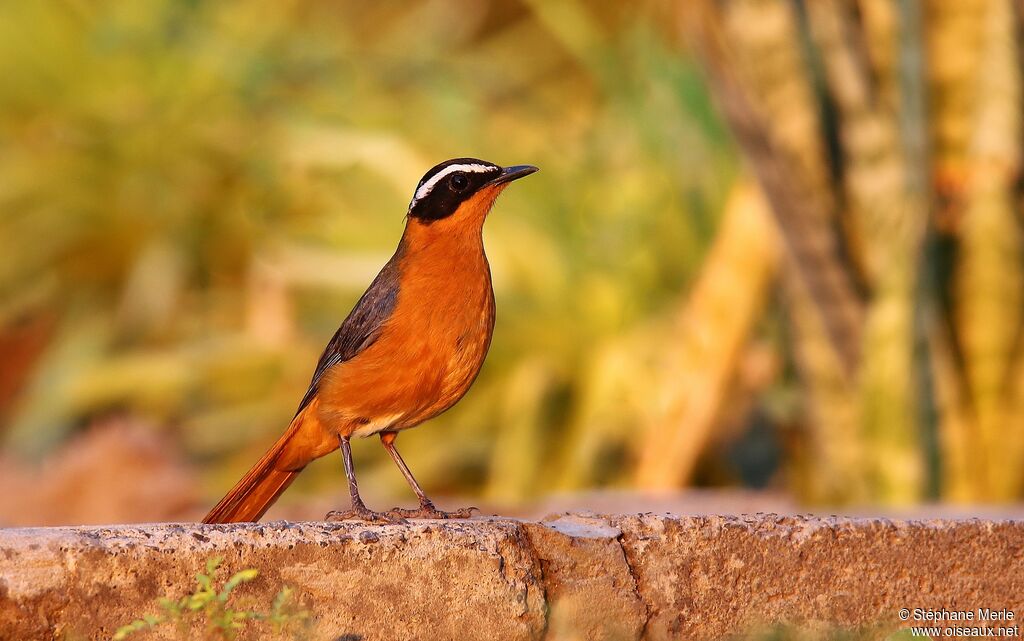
[293,257,401,416]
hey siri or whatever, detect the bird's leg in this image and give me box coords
[380,432,477,519]
[325,435,405,524]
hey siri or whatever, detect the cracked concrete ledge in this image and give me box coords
[1,513,1022,640]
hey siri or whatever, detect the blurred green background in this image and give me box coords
[1,0,1022,525]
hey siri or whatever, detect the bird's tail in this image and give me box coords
[202,402,329,524]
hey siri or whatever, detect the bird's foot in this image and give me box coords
[386,502,478,520]
[325,504,407,524]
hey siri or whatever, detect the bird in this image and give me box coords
[202,158,538,524]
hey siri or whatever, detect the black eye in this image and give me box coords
[449,173,469,191]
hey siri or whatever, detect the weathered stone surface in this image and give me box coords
[523,514,647,641]
[1,513,1022,640]
[610,514,1024,640]
[0,519,546,641]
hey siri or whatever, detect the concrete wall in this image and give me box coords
[1,513,1021,640]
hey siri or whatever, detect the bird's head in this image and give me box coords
[405,158,537,230]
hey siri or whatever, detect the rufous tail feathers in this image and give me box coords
[202,401,332,524]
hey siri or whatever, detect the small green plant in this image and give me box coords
[113,557,310,641]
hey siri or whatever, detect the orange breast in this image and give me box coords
[316,229,496,437]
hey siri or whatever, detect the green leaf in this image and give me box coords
[112,621,142,640]
[156,597,180,615]
[219,568,259,601]
[205,556,224,576]
[271,587,292,615]
[196,572,212,592]
[187,590,214,610]
[112,616,161,640]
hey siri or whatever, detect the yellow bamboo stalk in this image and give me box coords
[805,0,929,503]
[720,0,835,200]
[858,0,901,110]
[923,0,988,500]
[680,0,874,501]
[805,0,908,284]
[930,325,975,501]
[925,0,987,198]
[636,179,779,489]
[681,0,866,378]
[1007,334,1024,497]
[954,0,1024,500]
[782,271,866,504]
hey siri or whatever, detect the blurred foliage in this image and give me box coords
[0,0,737,508]
[2,0,1024,515]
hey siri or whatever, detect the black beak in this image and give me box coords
[489,164,539,186]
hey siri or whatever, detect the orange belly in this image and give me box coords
[315,239,495,438]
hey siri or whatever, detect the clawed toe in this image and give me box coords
[444,506,479,519]
[386,504,478,520]
[325,507,407,524]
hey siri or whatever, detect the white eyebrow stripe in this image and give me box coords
[411,163,496,205]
